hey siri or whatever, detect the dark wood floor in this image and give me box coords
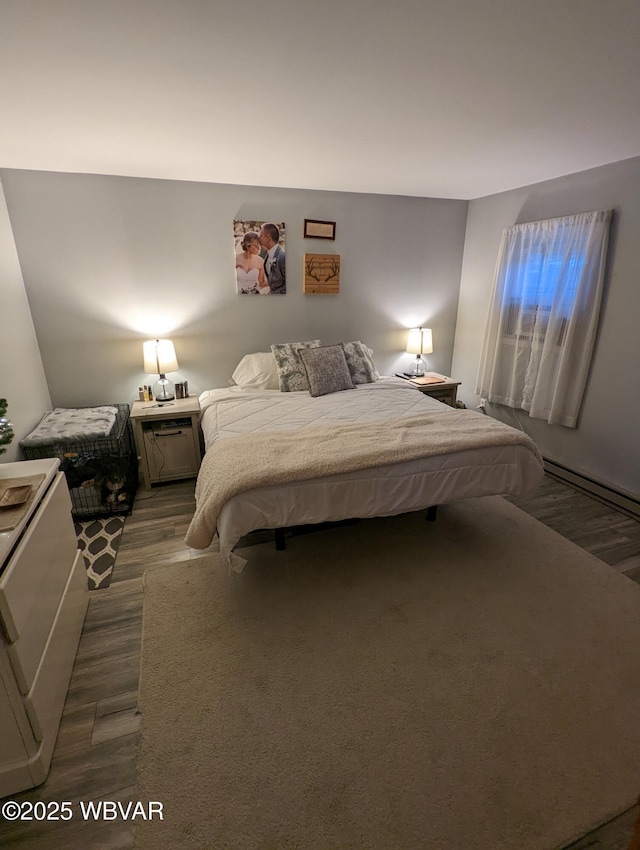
[1,475,639,849]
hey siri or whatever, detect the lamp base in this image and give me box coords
[153,377,175,402]
[410,356,426,377]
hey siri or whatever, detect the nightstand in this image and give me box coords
[130,396,202,489]
[398,373,461,407]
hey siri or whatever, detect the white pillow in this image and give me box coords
[232,352,280,390]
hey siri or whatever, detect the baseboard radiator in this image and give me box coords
[543,458,640,519]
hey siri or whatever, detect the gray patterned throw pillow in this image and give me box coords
[271,340,321,392]
[299,345,356,397]
[342,340,378,384]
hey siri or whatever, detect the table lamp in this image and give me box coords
[406,327,433,377]
[143,339,179,401]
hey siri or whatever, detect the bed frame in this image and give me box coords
[271,505,439,551]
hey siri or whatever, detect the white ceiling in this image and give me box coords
[1,0,640,200]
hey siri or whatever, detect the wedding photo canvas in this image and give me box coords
[233,219,286,295]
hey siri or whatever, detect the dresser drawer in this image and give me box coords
[25,550,88,743]
[0,473,79,692]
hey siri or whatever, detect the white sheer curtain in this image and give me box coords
[476,209,612,428]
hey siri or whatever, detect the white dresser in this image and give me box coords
[0,459,88,797]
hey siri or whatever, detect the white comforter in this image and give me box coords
[199,378,447,444]
[192,379,544,570]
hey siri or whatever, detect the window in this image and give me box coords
[503,246,584,344]
[476,209,612,428]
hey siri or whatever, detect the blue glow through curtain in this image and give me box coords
[476,209,612,427]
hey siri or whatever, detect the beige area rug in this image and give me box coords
[136,497,640,850]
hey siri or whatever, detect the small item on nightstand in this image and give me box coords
[175,382,185,399]
[138,386,145,401]
[396,373,445,386]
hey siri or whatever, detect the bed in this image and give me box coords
[185,344,544,571]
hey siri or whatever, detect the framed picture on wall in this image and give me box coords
[303,253,340,294]
[233,220,286,294]
[303,219,336,240]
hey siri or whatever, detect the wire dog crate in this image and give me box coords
[21,403,138,518]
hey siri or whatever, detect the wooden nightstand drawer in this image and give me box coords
[142,419,199,483]
[422,386,458,407]
[130,397,202,489]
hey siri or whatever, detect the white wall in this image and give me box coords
[0,179,51,463]
[452,156,640,498]
[0,170,468,408]
[2,161,637,499]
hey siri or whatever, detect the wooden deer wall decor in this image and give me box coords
[303,253,341,294]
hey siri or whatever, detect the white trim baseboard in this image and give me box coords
[543,459,640,519]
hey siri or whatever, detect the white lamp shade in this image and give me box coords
[406,328,433,355]
[143,339,179,374]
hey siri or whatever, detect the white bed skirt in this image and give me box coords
[216,444,542,571]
